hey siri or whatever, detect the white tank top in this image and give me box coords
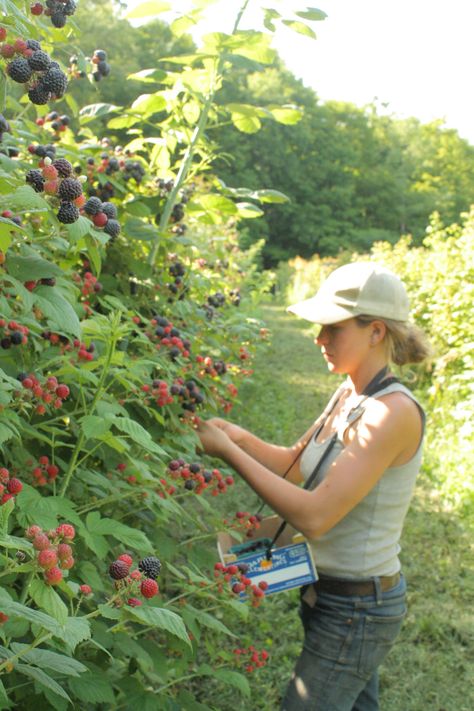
[300,382,425,578]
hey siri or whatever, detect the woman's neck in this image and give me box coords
[347,359,390,395]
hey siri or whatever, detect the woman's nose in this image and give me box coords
[315,327,327,345]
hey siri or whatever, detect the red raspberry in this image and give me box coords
[30,2,44,15]
[127,597,142,607]
[258,581,269,591]
[1,493,14,504]
[38,549,58,569]
[56,523,75,540]
[92,212,108,227]
[26,525,42,539]
[232,582,245,594]
[57,543,72,560]
[33,534,51,550]
[129,569,141,581]
[46,464,59,478]
[79,584,92,595]
[6,478,23,494]
[118,553,133,567]
[252,586,265,598]
[44,567,62,585]
[0,468,10,483]
[60,557,75,570]
[140,578,159,599]
[55,384,70,399]
[116,463,127,472]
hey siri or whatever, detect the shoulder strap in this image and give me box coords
[265,370,400,560]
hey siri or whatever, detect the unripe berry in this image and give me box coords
[44,566,62,585]
[57,543,72,560]
[79,584,92,595]
[55,384,70,399]
[6,478,23,494]
[56,523,75,540]
[38,548,58,569]
[140,578,159,599]
[60,557,75,570]
[33,534,51,550]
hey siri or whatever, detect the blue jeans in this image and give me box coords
[281,574,407,711]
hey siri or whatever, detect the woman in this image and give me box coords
[196,262,431,711]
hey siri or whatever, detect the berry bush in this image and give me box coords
[0,2,322,708]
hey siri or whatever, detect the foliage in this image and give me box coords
[0,1,323,708]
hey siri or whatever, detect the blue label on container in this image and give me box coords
[236,542,317,596]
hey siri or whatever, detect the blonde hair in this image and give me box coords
[356,316,432,366]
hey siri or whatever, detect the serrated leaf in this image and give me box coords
[108,416,167,456]
[0,599,64,638]
[62,617,91,652]
[186,607,235,637]
[29,579,68,625]
[127,68,167,83]
[0,423,17,447]
[8,185,49,211]
[212,669,250,697]
[10,643,87,677]
[131,93,167,114]
[79,103,121,124]
[281,19,317,38]
[5,254,62,281]
[81,415,112,439]
[68,671,115,703]
[33,286,81,337]
[66,216,91,241]
[236,202,264,218]
[0,495,14,533]
[295,8,327,21]
[127,606,191,646]
[126,1,171,19]
[15,664,72,702]
[86,512,153,553]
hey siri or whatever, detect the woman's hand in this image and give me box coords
[206,417,247,446]
[195,419,234,459]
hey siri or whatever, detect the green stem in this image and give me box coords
[147,0,252,268]
[19,571,35,605]
[0,632,50,674]
[58,314,120,498]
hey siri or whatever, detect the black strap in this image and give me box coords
[265,367,399,560]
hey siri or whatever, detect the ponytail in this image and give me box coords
[356,316,432,366]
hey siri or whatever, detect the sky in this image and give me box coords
[125,0,474,144]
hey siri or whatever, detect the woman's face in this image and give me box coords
[315,318,374,374]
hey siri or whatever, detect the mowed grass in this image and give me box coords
[215,300,474,711]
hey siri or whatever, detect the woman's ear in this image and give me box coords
[370,320,386,346]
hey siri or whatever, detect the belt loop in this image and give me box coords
[373,577,383,605]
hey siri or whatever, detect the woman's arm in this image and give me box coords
[206,416,324,484]
[197,393,422,539]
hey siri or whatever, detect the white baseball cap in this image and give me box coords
[287,262,410,325]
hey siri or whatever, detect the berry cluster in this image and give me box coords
[83,197,120,239]
[214,562,268,606]
[0,319,28,349]
[164,460,234,496]
[0,467,23,505]
[31,0,77,28]
[91,49,110,82]
[223,511,263,539]
[232,645,269,672]
[41,330,95,361]
[35,110,70,137]
[1,35,68,105]
[29,455,59,487]
[26,522,76,585]
[108,553,161,604]
[27,142,56,161]
[140,379,174,408]
[1,209,22,228]
[26,156,84,224]
[196,354,227,378]
[146,314,192,361]
[17,373,70,415]
[167,259,186,297]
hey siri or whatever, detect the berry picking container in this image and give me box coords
[217,515,318,595]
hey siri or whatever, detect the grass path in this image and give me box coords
[222,300,474,711]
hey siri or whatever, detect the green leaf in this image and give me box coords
[5,254,62,281]
[68,671,115,703]
[10,643,87,677]
[83,234,102,275]
[15,664,72,702]
[224,31,276,64]
[0,678,11,708]
[8,185,49,211]
[0,423,17,447]
[66,216,91,241]
[253,189,290,203]
[86,512,153,553]
[295,8,328,21]
[0,533,33,552]
[108,416,167,456]
[131,93,167,114]
[126,1,171,19]
[212,669,250,697]
[33,286,81,337]
[185,607,235,637]
[62,617,91,652]
[127,606,191,646]
[0,598,64,638]
[127,68,167,83]
[80,415,112,439]
[0,495,14,533]
[79,103,122,125]
[0,227,12,252]
[236,202,264,219]
[267,104,303,125]
[29,579,68,625]
[281,19,317,38]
